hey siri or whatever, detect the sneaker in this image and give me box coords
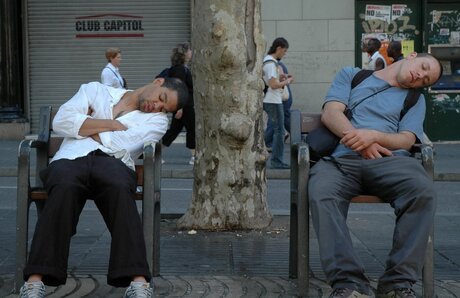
[284,133,290,143]
[19,281,45,298]
[376,288,416,298]
[123,281,152,298]
[270,162,290,169]
[330,288,373,298]
[188,156,195,165]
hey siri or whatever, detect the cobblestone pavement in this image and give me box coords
[1,214,459,297]
[1,274,460,297]
[0,141,459,297]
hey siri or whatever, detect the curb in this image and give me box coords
[435,173,460,181]
[1,167,459,181]
[0,168,291,180]
[0,168,16,177]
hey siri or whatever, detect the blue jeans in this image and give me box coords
[263,103,285,165]
[265,96,292,148]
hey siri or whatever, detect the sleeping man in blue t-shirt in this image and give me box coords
[309,52,443,298]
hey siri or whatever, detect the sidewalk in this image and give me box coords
[1,138,460,180]
[0,138,459,297]
[1,211,460,297]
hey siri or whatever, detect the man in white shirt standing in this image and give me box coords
[101,47,126,89]
[362,38,387,71]
[19,78,188,298]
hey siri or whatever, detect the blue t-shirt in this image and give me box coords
[324,67,425,157]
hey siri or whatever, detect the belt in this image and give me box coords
[87,149,112,157]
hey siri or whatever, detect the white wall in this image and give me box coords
[261,0,355,112]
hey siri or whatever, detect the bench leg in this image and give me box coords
[422,225,434,298]
[15,141,32,293]
[297,198,309,297]
[289,203,298,278]
[297,145,310,297]
[152,144,162,277]
[152,194,161,277]
[142,143,156,278]
[289,144,299,278]
[15,202,29,293]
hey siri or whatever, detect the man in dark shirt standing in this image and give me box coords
[387,41,404,63]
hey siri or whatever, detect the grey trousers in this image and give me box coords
[309,155,436,294]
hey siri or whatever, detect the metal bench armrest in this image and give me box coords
[15,139,34,292]
[142,141,162,277]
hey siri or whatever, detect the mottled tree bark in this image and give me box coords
[177,0,271,229]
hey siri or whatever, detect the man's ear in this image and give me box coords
[407,52,417,60]
[152,77,165,85]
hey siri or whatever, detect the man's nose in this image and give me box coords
[156,101,165,111]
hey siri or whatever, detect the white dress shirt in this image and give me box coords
[51,82,168,170]
[101,63,125,89]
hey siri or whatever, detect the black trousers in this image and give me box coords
[23,151,151,287]
[162,105,195,149]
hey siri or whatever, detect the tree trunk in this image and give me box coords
[177,0,271,230]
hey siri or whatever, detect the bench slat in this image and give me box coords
[48,137,64,157]
[300,112,322,134]
[351,195,384,203]
[30,190,144,200]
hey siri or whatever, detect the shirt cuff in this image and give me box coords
[74,114,91,139]
[99,131,112,148]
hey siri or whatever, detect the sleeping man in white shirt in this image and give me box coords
[19,77,189,298]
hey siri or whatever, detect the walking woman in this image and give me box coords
[101,47,126,89]
[161,42,196,165]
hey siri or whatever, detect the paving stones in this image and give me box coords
[2,274,460,297]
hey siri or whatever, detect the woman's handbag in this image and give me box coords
[282,86,290,101]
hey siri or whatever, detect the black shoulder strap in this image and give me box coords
[349,68,421,120]
[263,59,278,66]
[262,59,279,94]
[351,69,374,89]
[400,89,421,120]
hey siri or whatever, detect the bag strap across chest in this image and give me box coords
[350,69,421,120]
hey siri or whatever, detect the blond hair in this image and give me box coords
[105,47,121,62]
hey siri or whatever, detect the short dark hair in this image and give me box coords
[388,41,402,53]
[161,77,189,111]
[367,38,381,53]
[268,37,289,55]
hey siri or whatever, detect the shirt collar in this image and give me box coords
[106,85,129,104]
[106,62,119,72]
[369,51,381,61]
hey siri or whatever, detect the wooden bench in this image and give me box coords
[289,109,434,297]
[14,106,163,292]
